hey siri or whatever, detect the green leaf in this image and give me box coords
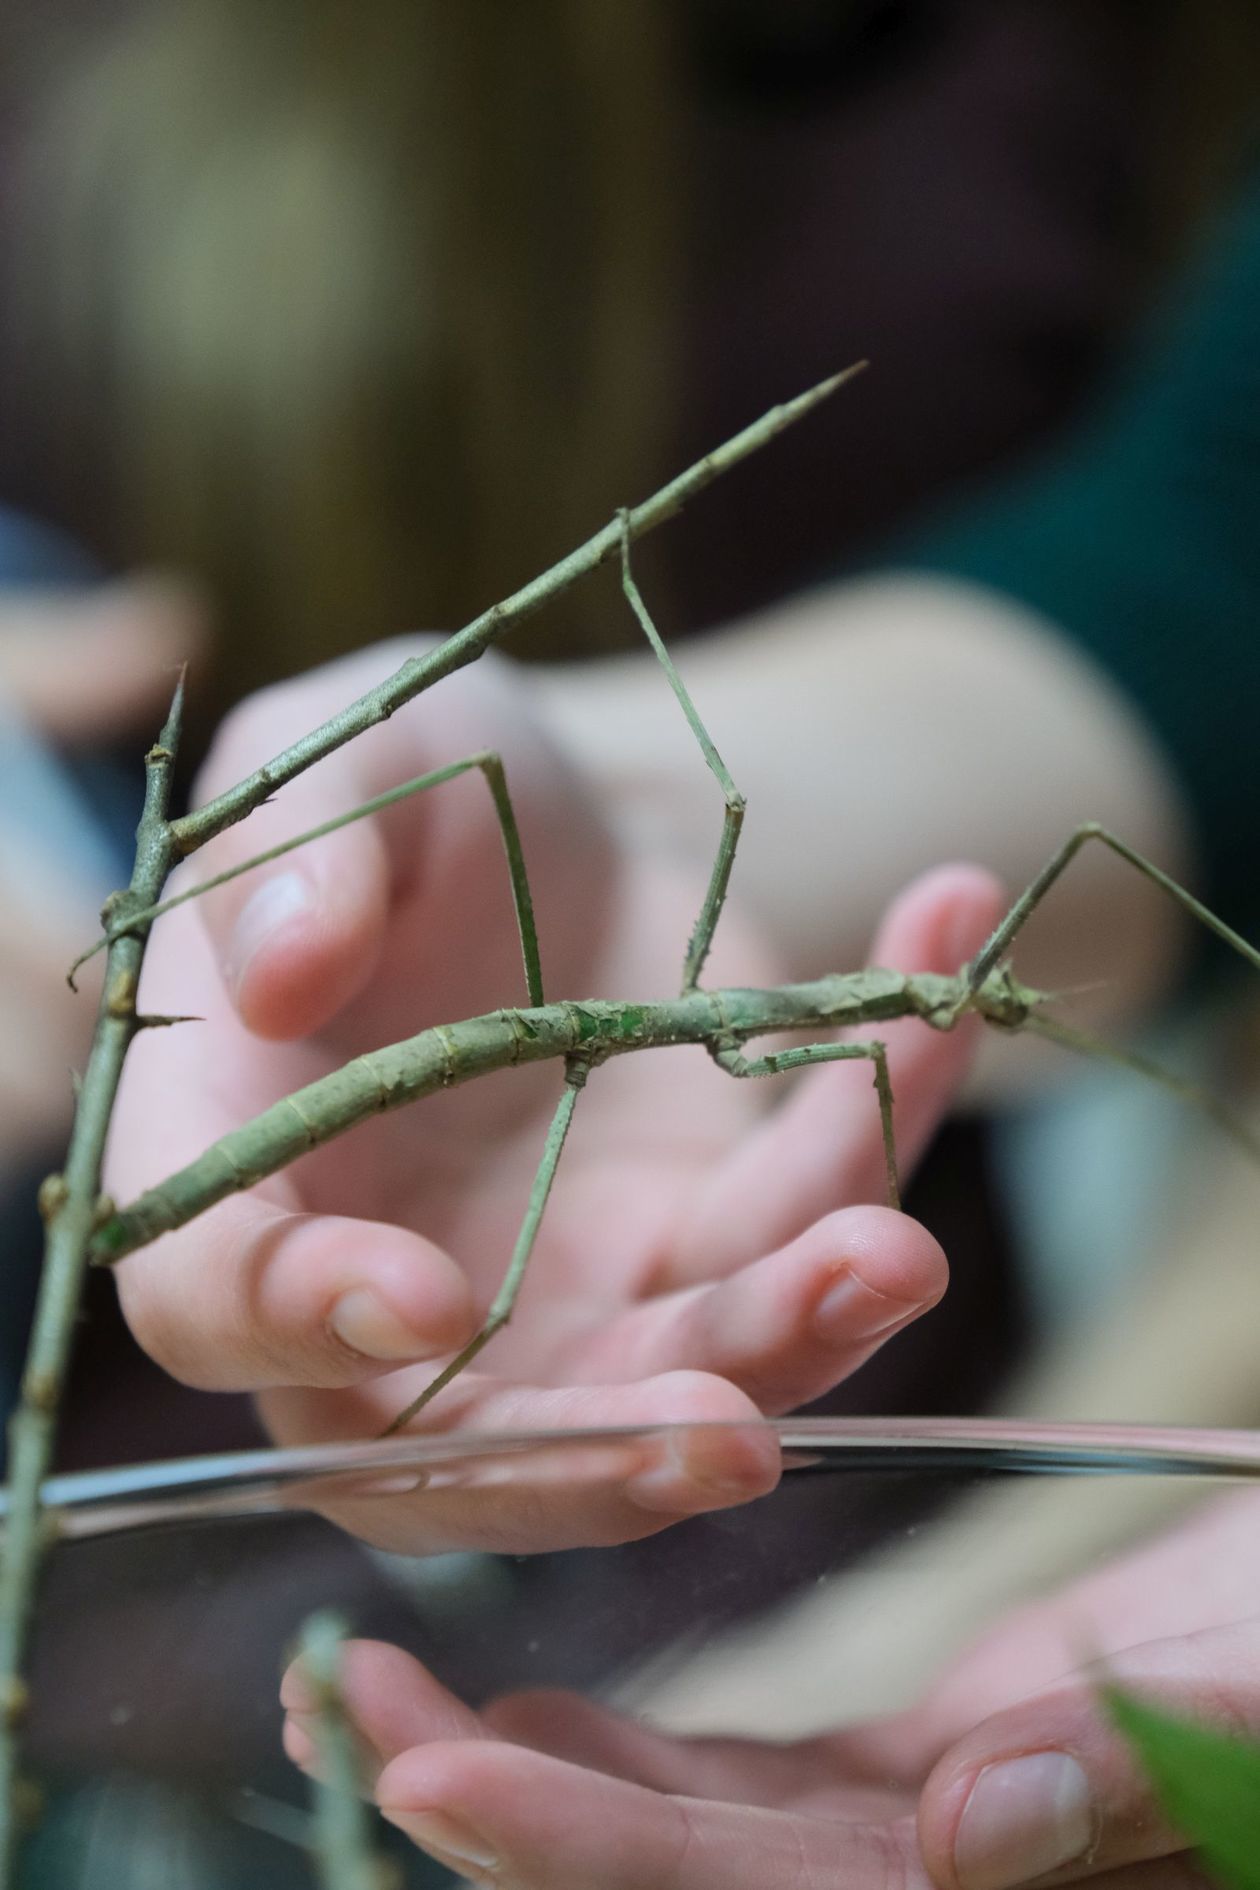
[1107,1685,1260,1890]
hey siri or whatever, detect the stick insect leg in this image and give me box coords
[715,1038,900,1211]
[378,1057,590,1436]
[963,822,1260,1002]
[617,512,746,993]
[71,751,546,1005]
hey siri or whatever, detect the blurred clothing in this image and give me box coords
[897,158,1260,930]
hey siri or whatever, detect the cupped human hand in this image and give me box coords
[107,638,1002,1548]
[281,1491,1260,1885]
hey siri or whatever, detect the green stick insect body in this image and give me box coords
[88,522,1260,1436]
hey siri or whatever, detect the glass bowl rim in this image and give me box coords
[9,1417,1260,1542]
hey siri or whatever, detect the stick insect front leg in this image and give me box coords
[714,1036,901,1211]
[379,1054,591,1436]
[69,750,547,1006]
[963,821,1260,1001]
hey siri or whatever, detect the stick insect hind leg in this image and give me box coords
[379,1054,592,1436]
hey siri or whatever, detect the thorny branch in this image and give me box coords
[294,1612,397,1890]
[0,682,184,1874]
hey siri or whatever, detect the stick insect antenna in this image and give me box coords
[69,751,546,1007]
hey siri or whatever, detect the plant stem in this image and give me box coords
[296,1612,394,1890]
[0,684,184,1886]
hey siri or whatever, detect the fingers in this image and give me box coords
[0,574,207,741]
[483,1690,901,1816]
[114,1194,476,1392]
[185,638,610,1042]
[187,651,409,1039]
[262,1372,780,1553]
[373,1741,927,1890]
[667,864,1004,1283]
[563,1204,946,1411]
[281,1639,482,1789]
[917,1617,1260,1890]
[283,1644,847,1811]
[281,1647,927,1890]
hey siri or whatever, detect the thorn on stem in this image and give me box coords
[36,1175,68,1224]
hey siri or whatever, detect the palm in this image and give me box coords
[108,643,999,1547]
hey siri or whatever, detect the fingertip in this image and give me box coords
[282,1714,317,1774]
[874,864,1006,977]
[625,1371,779,1514]
[299,1223,477,1377]
[813,1204,949,1311]
[220,840,390,1039]
[123,1205,477,1391]
[918,1744,1099,1890]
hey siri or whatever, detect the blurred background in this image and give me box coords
[3,5,1260,1882]
[2,1,1258,697]
[2,0,1260,1457]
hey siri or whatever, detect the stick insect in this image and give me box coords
[84,424,1260,1442]
[6,371,1260,1884]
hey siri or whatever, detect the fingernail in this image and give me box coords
[381,1807,499,1875]
[329,1288,425,1362]
[627,1431,753,1512]
[226,872,313,992]
[813,1270,915,1342]
[955,1752,1094,1889]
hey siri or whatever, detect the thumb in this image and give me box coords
[0,573,208,742]
[917,1616,1260,1887]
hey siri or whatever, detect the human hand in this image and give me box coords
[0,576,204,1161]
[281,1491,1260,1885]
[108,639,1002,1548]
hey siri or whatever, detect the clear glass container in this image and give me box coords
[6,1418,1259,1886]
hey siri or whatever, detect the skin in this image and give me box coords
[282,1492,1260,1888]
[96,594,1211,1883]
[538,573,1193,1076]
[106,637,1001,1544]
